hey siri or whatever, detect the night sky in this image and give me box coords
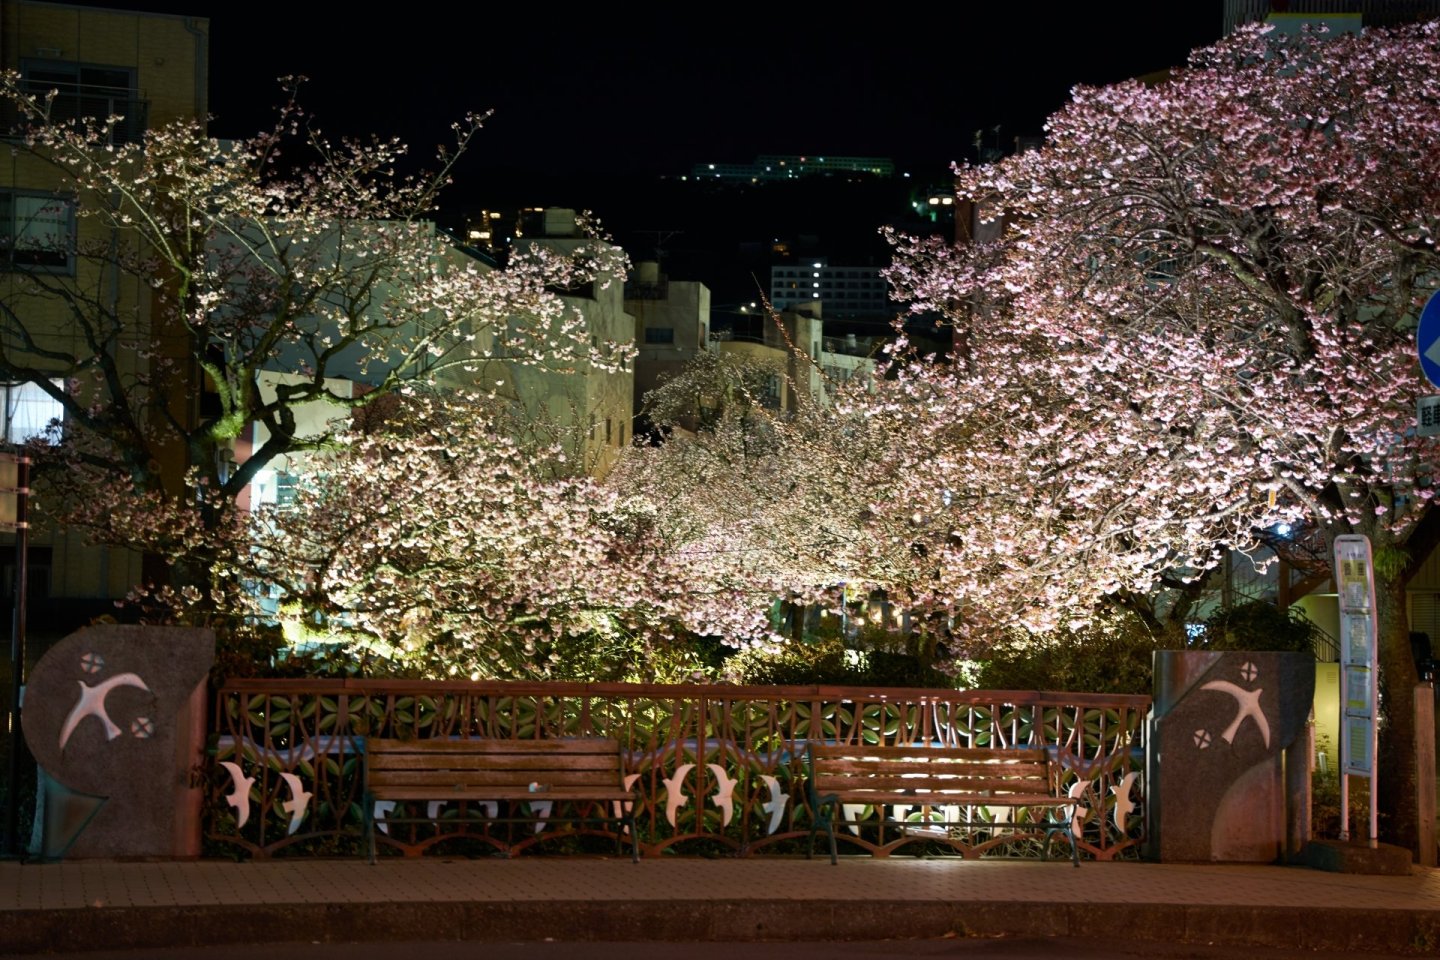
[67,2,1225,297]
[77,2,1223,179]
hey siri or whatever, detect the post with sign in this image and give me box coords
[1333,534,1379,847]
[1,453,29,858]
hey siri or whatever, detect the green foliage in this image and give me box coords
[267,623,725,684]
[1197,601,1319,654]
[511,628,724,684]
[1311,736,1376,839]
[211,621,289,683]
[970,611,1174,695]
[726,634,954,688]
[1373,545,1409,584]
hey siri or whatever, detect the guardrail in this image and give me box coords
[209,680,1149,860]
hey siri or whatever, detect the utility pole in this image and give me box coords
[2,452,30,859]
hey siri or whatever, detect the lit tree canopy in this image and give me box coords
[883,20,1440,847]
[0,74,625,507]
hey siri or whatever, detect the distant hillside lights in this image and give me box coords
[684,155,898,182]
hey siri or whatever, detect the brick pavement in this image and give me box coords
[2,857,1440,955]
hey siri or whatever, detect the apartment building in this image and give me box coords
[0,1,207,611]
[769,259,891,319]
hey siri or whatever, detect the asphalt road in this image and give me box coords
[0,939,1418,960]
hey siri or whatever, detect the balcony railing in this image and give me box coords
[4,81,149,144]
[822,336,875,358]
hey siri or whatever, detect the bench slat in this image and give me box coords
[370,753,620,772]
[814,759,1049,778]
[808,745,1042,762]
[370,787,635,803]
[821,790,1066,807]
[368,738,620,755]
[370,769,622,789]
[814,774,1053,794]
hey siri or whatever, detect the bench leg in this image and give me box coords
[807,800,838,865]
[365,803,376,865]
[821,802,838,865]
[1042,822,1081,867]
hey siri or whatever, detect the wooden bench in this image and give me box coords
[362,737,639,862]
[805,742,1084,866]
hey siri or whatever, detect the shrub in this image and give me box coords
[1197,601,1320,654]
[970,609,1177,695]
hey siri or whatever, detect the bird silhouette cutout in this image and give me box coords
[278,772,312,836]
[706,763,739,827]
[759,775,787,835]
[1111,771,1139,833]
[58,672,152,749]
[613,773,640,829]
[528,800,553,833]
[1200,679,1271,748]
[1066,779,1091,837]
[219,761,255,829]
[662,763,695,826]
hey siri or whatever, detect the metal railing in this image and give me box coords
[821,336,876,358]
[209,680,1149,861]
[5,81,149,145]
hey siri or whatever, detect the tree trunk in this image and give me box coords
[1376,573,1419,853]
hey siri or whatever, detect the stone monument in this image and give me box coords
[21,624,214,858]
[1146,650,1314,862]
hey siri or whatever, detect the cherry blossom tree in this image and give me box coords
[233,392,739,681]
[0,75,625,619]
[616,350,941,650]
[884,20,1440,849]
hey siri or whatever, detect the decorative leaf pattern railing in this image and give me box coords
[210,681,1149,860]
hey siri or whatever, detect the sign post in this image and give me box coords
[1333,534,1378,847]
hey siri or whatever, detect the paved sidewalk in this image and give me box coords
[3,857,1440,955]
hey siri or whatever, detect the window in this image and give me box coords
[644,327,674,344]
[20,62,146,144]
[763,375,782,408]
[1,380,63,444]
[0,192,74,272]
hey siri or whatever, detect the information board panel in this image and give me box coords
[1345,715,1373,776]
[1345,665,1371,715]
[1333,534,1379,839]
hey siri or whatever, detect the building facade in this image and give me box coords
[769,259,891,319]
[0,1,207,612]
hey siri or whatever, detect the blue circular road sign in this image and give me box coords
[1419,290,1440,388]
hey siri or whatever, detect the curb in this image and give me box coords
[6,899,1440,955]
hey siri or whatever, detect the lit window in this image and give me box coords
[1,379,63,444]
[0,192,75,272]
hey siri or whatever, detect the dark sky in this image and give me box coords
[65,1,1224,296]
[85,2,1222,181]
